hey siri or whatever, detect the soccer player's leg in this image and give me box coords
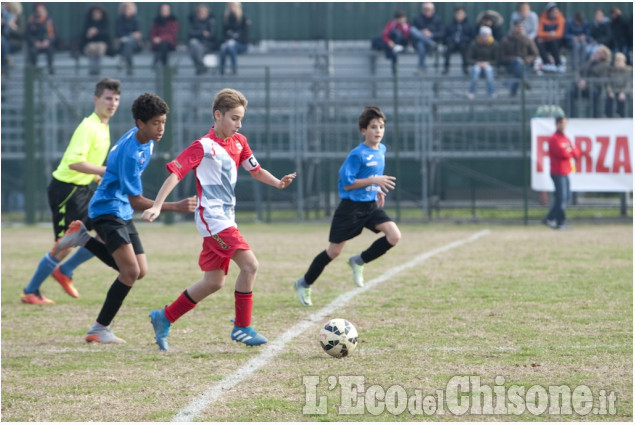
[86,218,142,344]
[231,249,267,346]
[350,214,401,287]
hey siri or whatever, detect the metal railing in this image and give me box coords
[1,63,632,223]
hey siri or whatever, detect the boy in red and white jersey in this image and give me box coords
[142,88,296,350]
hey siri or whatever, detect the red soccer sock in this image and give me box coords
[234,291,253,328]
[164,291,197,323]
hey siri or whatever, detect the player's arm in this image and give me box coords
[343,175,396,193]
[141,142,202,222]
[139,173,195,222]
[250,168,297,189]
[68,161,107,177]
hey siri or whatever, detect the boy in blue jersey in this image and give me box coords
[59,93,196,343]
[293,106,401,306]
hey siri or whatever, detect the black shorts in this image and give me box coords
[328,199,393,244]
[47,178,94,240]
[89,215,144,255]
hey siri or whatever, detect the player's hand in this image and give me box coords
[93,174,102,185]
[279,172,297,189]
[176,196,197,213]
[376,190,386,208]
[375,175,396,192]
[142,206,161,222]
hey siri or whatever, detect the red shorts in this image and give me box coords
[199,227,250,274]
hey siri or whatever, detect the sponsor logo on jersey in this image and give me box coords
[366,161,378,167]
[366,154,374,160]
[172,160,182,169]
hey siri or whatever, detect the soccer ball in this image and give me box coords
[319,318,358,358]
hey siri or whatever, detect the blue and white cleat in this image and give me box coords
[149,308,171,351]
[231,325,268,346]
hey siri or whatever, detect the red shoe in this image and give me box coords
[21,291,55,305]
[52,266,80,298]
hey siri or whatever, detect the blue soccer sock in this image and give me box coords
[59,247,94,278]
[24,253,60,294]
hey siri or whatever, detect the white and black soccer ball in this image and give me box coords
[319,318,358,358]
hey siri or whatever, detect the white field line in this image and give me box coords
[173,229,491,422]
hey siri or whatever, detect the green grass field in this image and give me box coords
[1,222,632,421]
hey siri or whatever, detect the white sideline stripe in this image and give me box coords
[173,229,491,422]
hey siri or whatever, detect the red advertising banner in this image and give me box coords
[531,118,633,192]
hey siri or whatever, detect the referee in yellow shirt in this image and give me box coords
[22,78,121,304]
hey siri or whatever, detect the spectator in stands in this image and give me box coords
[588,9,611,58]
[2,2,25,77]
[476,10,504,41]
[410,2,444,76]
[567,45,611,118]
[114,2,143,76]
[442,6,473,75]
[371,10,410,74]
[188,3,217,75]
[25,2,55,74]
[219,2,250,75]
[508,3,538,40]
[564,12,590,71]
[500,20,539,97]
[536,2,565,72]
[80,6,111,76]
[609,7,632,65]
[466,26,499,99]
[149,2,179,68]
[605,52,632,118]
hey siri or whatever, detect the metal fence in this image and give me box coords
[1,60,632,224]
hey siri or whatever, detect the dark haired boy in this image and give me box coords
[293,106,401,306]
[22,78,121,305]
[69,92,196,343]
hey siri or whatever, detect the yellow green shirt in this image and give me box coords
[52,112,110,186]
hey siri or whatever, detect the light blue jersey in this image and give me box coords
[89,127,154,221]
[338,143,386,202]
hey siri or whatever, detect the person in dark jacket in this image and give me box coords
[114,2,143,76]
[500,20,538,96]
[467,26,499,98]
[25,2,55,74]
[187,3,217,75]
[149,2,179,67]
[80,5,111,76]
[609,7,632,65]
[410,2,444,75]
[219,2,250,75]
[564,12,590,71]
[442,6,473,75]
[588,8,612,57]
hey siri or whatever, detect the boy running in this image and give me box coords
[72,92,196,344]
[22,78,121,304]
[293,106,401,306]
[142,88,296,351]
